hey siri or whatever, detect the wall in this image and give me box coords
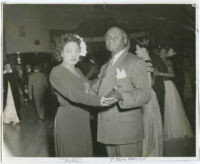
[4,5,51,54]
[46,5,85,31]
[3,4,155,55]
[4,5,90,54]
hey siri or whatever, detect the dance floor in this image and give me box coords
[3,101,54,157]
[2,98,196,158]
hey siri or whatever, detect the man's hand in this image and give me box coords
[100,97,118,107]
[154,68,160,76]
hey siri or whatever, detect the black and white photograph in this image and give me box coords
[1,0,199,161]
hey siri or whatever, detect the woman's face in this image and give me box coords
[159,48,167,59]
[4,64,12,71]
[61,41,80,66]
[135,44,149,60]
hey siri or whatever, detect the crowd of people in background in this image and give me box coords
[3,26,195,157]
[3,62,56,124]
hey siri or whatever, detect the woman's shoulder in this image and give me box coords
[49,65,63,78]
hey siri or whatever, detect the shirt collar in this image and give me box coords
[111,48,126,65]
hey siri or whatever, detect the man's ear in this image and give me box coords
[124,36,128,46]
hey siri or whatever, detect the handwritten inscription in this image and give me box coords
[59,158,81,163]
[110,157,147,162]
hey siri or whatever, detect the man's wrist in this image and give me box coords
[114,90,122,100]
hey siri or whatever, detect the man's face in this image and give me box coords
[105,27,126,55]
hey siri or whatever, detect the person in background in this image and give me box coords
[150,46,166,124]
[28,65,49,121]
[76,56,100,81]
[154,46,193,143]
[15,65,26,97]
[3,63,21,125]
[135,43,163,157]
[23,64,32,102]
[26,64,32,74]
[86,59,99,80]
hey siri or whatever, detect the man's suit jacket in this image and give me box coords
[28,71,49,108]
[93,50,150,145]
[150,54,167,122]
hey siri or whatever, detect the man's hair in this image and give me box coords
[109,23,130,35]
[106,25,130,47]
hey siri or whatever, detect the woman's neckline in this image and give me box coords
[60,64,81,78]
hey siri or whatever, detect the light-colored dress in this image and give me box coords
[3,82,20,124]
[142,61,163,157]
[164,80,193,140]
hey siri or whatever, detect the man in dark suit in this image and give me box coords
[93,26,150,157]
[3,63,21,120]
[28,65,49,121]
[150,51,166,123]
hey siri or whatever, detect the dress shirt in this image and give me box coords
[111,48,126,66]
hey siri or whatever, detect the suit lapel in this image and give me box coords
[98,51,129,96]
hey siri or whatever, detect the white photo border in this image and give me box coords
[0,0,199,163]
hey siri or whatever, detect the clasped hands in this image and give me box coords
[100,96,118,107]
[84,81,122,107]
[100,67,127,107]
[100,86,122,107]
[84,82,121,107]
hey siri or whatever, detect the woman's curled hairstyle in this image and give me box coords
[53,33,81,62]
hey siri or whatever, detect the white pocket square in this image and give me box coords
[116,68,127,79]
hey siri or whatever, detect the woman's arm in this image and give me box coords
[154,59,175,78]
[49,69,101,107]
[155,71,175,78]
[145,61,154,88]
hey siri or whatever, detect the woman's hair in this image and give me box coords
[53,33,81,62]
[135,38,151,54]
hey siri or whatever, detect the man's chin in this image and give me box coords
[107,47,116,53]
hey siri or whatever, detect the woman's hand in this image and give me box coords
[154,68,160,76]
[100,97,119,107]
[167,48,176,57]
[146,65,154,73]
